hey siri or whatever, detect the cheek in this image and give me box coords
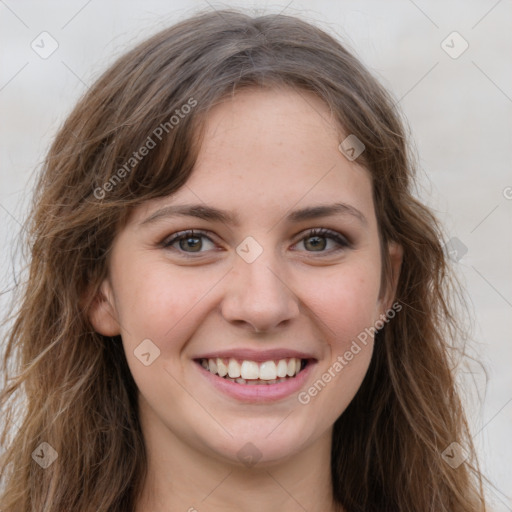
[112,257,218,349]
[114,263,221,401]
[296,263,380,416]
[300,258,382,345]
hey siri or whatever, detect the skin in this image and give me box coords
[89,87,402,512]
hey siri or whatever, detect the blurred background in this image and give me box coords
[1,0,510,508]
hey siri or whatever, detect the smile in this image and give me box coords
[193,356,316,402]
[197,357,308,384]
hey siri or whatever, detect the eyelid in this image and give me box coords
[298,227,351,247]
[289,228,351,256]
[161,229,217,249]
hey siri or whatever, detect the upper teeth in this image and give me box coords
[200,357,303,380]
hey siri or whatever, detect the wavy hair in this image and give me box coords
[0,8,488,511]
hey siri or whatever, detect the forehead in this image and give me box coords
[194,89,370,199]
[197,86,341,167]
[131,87,376,229]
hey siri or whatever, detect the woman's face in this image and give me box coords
[90,87,401,467]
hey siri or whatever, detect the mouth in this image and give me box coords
[194,357,312,385]
[192,348,318,402]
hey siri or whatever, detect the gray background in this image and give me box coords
[1,0,510,509]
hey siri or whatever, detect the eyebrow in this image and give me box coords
[139,202,368,227]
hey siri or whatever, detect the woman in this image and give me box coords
[0,9,488,511]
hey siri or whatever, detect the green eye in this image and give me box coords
[297,228,350,252]
[304,236,327,251]
[162,228,350,257]
[163,230,215,253]
[177,235,203,252]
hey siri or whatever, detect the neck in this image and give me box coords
[135,401,341,512]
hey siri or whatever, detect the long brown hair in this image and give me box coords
[0,8,488,511]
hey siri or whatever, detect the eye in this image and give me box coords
[293,228,350,253]
[162,230,216,254]
[161,227,350,257]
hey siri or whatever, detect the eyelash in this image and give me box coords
[161,228,350,257]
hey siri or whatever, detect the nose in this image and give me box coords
[220,247,300,333]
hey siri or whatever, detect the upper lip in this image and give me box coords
[194,348,317,363]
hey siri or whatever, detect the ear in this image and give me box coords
[379,241,403,313]
[87,278,121,337]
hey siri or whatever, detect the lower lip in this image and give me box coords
[194,360,317,403]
